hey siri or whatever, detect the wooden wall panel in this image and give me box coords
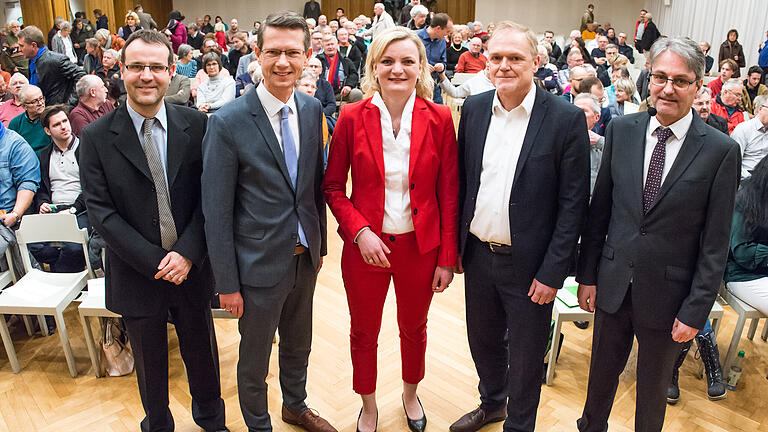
[52,0,71,20]
[85,0,117,33]
[21,0,56,33]
[320,1,474,25]
[321,0,373,22]
[113,0,173,30]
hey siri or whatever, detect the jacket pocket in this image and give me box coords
[235,219,265,240]
[601,244,614,260]
[665,265,693,282]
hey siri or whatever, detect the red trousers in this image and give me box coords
[341,231,438,394]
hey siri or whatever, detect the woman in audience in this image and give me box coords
[726,156,768,315]
[50,21,77,64]
[408,5,429,31]
[323,27,457,432]
[719,29,745,78]
[700,41,715,75]
[71,18,93,64]
[175,44,198,78]
[608,78,639,117]
[445,31,467,77]
[165,10,187,54]
[214,15,228,31]
[196,52,235,113]
[117,11,142,40]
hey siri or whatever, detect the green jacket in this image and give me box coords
[8,112,51,155]
[725,210,768,282]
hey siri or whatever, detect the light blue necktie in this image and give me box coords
[280,105,307,247]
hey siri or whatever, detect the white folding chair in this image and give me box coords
[0,248,15,289]
[0,213,94,377]
[451,73,476,87]
[720,285,767,371]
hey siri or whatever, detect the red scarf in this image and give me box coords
[326,53,340,90]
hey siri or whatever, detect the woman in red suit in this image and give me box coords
[323,27,458,432]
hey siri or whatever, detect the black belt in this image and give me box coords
[471,234,513,255]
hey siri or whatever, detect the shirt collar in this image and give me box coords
[126,100,167,133]
[649,109,693,141]
[370,90,417,122]
[751,116,768,133]
[491,82,537,117]
[53,136,78,153]
[256,82,297,118]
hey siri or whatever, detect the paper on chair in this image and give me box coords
[557,285,580,308]
[2,280,63,303]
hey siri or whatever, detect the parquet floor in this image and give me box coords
[1,211,768,432]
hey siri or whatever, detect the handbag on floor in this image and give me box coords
[100,317,134,376]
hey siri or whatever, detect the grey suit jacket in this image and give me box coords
[577,111,741,330]
[202,88,327,294]
[165,74,191,105]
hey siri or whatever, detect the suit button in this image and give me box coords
[291,233,297,239]
[389,235,395,242]
[151,185,156,192]
[629,261,634,268]
[152,218,157,226]
[410,183,415,190]
[510,202,517,207]
[413,208,418,215]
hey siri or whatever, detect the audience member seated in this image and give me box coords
[83,38,104,75]
[309,30,324,57]
[213,22,227,51]
[192,39,230,99]
[9,85,50,154]
[69,75,114,137]
[561,64,593,102]
[582,22,598,42]
[607,77,639,117]
[535,45,559,94]
[456,37,486,74]
[50,21,77,64]
[0,73,28,126]
[616,32,634,64]
[605,66,634,104]
[337,28,363,73]
[590,35,609,66]
[227,32,250,77]
[557,48,585,89]
[103,77,123,108]
[1,20,30,77]
[708,58,737,97]
[725,156,768,316]
[187,23,204,50]
[711,78,746,134]
[305,56,336,118]
[102,49,124,93]
[574,93,604,194]
[700,41,714,75]
[175,44,198,78]
[240,61,263,95]
[236,38,259,78]
[439,63,494,99]
[407,5,429,31]
[543,30,562,62]
[693,86,728,134]
[165,65,192,105]
[19,26,85,106]
[196,52,235,114]
[117,11,142,40]
[29,105,87,273]
[316,34,363,104]
[0,113,38,230]
[579,75,612,135]
[742,66,768,115]
[731,94,768,179]
[445,31,467,76]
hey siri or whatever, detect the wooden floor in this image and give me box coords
[1,211,768,432]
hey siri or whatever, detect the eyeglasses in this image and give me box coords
[649,73,697,90]
[24,96,44,106]
[262,49,305,59]
[124,64,170,74]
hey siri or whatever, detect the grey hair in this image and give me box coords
[248,61,262,81]
[605,43,617,50]
[753,94,768,110]
[76,75,104,98]
[648,37,705,81]
[18,84,42,103]
[410,5,428,18]
[60,21,71,31]
[722,78,743,93]
[103,49,119,59]
[296,70,315,85]
[698,86,712,97]
[305,18,316,27]
[177,44,193,59]
[537,44,549,58]
[614,77,636,96]
[575,93,601,114]
[567,48,583,61]
[572,64,596,77]
[9,72,28,86]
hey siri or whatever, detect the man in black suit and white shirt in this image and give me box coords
[576,37,740,432]
[79,30,228,432]
[451,21,590,432]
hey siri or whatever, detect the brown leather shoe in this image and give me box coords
[449,405,507,432]
[282,405,338,432]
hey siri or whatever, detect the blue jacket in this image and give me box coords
[0,123,40,212]
[759,40,768,67]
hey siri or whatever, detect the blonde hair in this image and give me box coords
[361,27,434,100]
[614,77,636,96]
[487,21,538,58]
[125,11,139,25]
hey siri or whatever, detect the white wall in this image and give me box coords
[174,0,306,26]
[3,1,21,25]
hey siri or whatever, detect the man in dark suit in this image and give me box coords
[79,30,228,432]
[201,12,335,432]
[451,21,590,432]
[693,86,729,134]
[575,37,740,432]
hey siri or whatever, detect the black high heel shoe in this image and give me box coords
[403,396,427,432]
[356,407,378,432]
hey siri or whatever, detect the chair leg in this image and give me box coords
[22,315,33,336]
[546,314,563,386]
[54,311,77,377]
[0,314,20,373]
[747,318,758,340]
[724,313,747,372]
[79,313,101,378]
[762,319,768,342]
[38,315,48,336]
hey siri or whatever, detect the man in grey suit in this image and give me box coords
[135,5,158,31]
[202,12,335,432]
[576,37,741,431]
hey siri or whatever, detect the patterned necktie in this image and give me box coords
[643,126,673,213]
[142,118,177,250]
[280,105,298,187]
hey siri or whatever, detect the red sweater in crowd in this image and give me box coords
[456,51,487,73]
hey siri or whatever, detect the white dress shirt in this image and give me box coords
[644,110,692,186]
[255,83,307,246]
[730,116,768,179]
[371,90,416,234]
[470,83,537,245]
[439,72,495,99]
[127,101,169,189]
[49,137,81,204]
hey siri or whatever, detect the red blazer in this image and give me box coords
[323,96,459,267]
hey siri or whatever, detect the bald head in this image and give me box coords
[469,37,482,54]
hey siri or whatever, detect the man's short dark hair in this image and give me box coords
[748,65,763,77]
[641,9,647,13]
[614,66,630,79]
[18,26,45,48]
[258,11,310,51]
[430,13,451,29]
[121,29,174,66]
[40,104,70,129]
[337,7,344,13]
[588,4,595,8]
[544,30,554,36]
[579,76,602,94]
[93,9,102,15]
[134,5,143,11]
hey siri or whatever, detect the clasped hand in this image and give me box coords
[154,251,191,285]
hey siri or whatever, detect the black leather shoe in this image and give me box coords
[356,407,377,432]
[449,405,506,432]
[403,396,427,432]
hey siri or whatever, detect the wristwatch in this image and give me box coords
[8,211,19,223]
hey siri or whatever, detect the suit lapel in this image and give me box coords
[247,89,294,192]
[630,114,651,215]
[109,105,152,182]
[646,113,705,213]
[512,88,546,187]
[471,91,494,181]
[164,103,190,188]
[363,100,385,181]
[295,93,313,198]
[408,97,428,178]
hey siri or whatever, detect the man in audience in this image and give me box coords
[581,4,595,32]
[633,9,647,48]
[456,37,487,74]
[165,69,191,105]
[562,64,593,102]
[83,38,104,75]
[580,76,612,135]
[80,30,229,432]
[535,45,560,94]
[558,48,585,89]
[708,58,737,97]
[453,20,589,432]
[316,35,362,104]
[187,23,205,50]
[102,49,125,97]
[202,12,335,432]
[9,85,50,154]
[18,26,85,106]
[69,75,114,137]
[591,35,609,66]
[196,38,230,74]
[93,9,108,30]
[398,0,420,26]
[418,13,453,104]
[226,19,240,46]
[741,65,768,114]
[317,14,328,28]
[693,86,728,134]
[574,93,604,193]
[237,38,260,78]
[134,5,157,31]
[228,32,251,77]
[636,13,661,53]
[336,28,362,72]
[0,111,38,229]
[361,3,395,40]
[711,78,746,134]
[543,31,562,61]
[616,32,635,63]
[303,0,322,22]
[472,21,487,38]
[637,56,651,101]
[731,94,768,179]
[0,73,28,126]
[306,56,336,118]
[576,36,740,432]
[309,31,324,57]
